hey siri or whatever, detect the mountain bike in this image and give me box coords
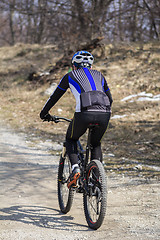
[50,115,107,230]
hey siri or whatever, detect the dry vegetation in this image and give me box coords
[0,42,159,177]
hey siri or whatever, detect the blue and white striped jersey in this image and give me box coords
[42,67,112,115]
[56,68,111,112]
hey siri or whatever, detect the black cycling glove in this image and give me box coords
[40,112,52,122]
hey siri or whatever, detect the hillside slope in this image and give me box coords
[0,42,159,177]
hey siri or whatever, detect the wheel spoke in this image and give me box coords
[83,160,107,229]
[58,153,74,213]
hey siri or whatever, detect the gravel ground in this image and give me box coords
[0,124,159,240]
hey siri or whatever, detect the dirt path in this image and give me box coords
[0,124,159,240]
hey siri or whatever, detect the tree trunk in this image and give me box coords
[9,0,15,45]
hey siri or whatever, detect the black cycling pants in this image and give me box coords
[65,111,111,166]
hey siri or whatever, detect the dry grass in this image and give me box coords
[0,42,159,172]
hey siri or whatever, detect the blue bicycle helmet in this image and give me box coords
[72,50,94,68]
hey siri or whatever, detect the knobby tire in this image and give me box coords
[83,160,107,230]
[57,153,74,213]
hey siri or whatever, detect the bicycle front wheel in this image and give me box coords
[57,152,74,213]
[83,160,107,230]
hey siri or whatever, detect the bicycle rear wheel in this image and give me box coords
[83,160,107,230]
[57,152,74,213]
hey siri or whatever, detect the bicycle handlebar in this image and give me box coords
[45,115,72,123]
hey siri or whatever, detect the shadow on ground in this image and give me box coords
[0,205,88,230]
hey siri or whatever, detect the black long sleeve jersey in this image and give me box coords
[41,67,113,116]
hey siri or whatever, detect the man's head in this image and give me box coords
[72,50,94,69]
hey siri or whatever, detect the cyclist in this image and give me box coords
[40,50,113,188]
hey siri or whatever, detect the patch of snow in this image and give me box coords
[39,71,50,76]
[121,94,138,102]
[107,153,115,157]
[121,91,160,102]
[137,97,160,102]
[111,114,127,119]
[154,94,160,99]
[137,92,153,97]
